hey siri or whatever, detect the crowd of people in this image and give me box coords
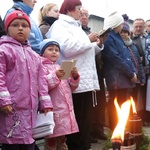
[0,0,150,150]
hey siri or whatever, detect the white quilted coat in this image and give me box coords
[46,14,103,93]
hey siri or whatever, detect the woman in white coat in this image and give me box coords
[46,0,103,149]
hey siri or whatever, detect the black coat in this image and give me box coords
[132,34,147,66]
[0,16,6,37]
[128,43,146,84]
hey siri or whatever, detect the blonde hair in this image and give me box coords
[38,3,58,25]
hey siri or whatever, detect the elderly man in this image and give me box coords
[79,7,107,142]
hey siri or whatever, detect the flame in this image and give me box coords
[130,96,137,114]
[111,98,131,141]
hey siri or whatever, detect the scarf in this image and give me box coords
[123,37,132,46]
[42,16,58,26]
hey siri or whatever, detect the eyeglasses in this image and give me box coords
[80,13,89,18]
[7,102,21,138]
[75,5,81,11]
[9,23,30,28]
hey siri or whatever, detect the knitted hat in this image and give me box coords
[5,10,31,31]
[40,39,60,55]
[122,21,130,34]
[122,14,130,34]
[103,11,124,30]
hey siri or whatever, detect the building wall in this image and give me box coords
[88,15,104,33]
[88,14,133,34]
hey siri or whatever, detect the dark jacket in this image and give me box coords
[127,43,146,84]
[39,16,57,39]
[101,30,136,90]
[0,16,6,37]
[82,25,91,35]
[145,34,150,74]
[132,33,147,66]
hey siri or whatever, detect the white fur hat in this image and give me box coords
[103,11,124,30]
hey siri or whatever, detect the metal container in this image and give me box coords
[111,133,136,150]
[122,132,136,150]
[128,114,142,150]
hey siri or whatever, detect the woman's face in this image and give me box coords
[114,24,123,33]
[22,0,37,8]
[69,5,82,20]
[46,5,59,19]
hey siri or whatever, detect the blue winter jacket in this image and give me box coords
[101,30,136,90]
[5,2,43,54]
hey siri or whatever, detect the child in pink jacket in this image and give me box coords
[0,11,52,150]
[40,39,80,150]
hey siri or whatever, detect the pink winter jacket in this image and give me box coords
[41,58,79,138]
[0,36,52,144]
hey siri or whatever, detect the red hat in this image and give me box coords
[5,10,31,31]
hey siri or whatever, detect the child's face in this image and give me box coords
[43,45,60,62]
[8,19,30,43]
[120,30,129,40]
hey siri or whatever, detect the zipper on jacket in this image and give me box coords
[92,90,97,107]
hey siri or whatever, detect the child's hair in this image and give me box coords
[38,3,58,25]
[39,39,60,55]
[4,10,31,32]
